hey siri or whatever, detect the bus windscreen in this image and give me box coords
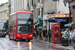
[17,13,33,33]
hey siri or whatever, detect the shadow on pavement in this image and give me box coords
[14,39,31,42]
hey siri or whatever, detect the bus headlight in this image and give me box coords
[29,34,32,37]
[17,34,20,37]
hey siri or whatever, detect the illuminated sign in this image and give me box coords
[55,18,67,22]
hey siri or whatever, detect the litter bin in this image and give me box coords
[62,36,69,46]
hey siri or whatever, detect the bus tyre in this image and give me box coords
[13,35,16,41]
[28,40,30,41]
[14,39,16,41]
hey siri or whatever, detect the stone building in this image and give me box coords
[29,0,43,22]
[29,0,44,29]
[66,0,75,21]
[9,0,29,14]
[0,4,8,21]
[43,0,69,29]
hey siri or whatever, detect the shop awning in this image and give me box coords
[64,21,75,27]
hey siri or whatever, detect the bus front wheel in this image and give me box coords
[28,40,30,41]
[13,35,16,41]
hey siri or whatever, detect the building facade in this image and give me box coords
[29,0,44,29]
[9,0,29,14]
[43,0,69,14]
[43,0,69,29]
[8,0,11,16]
[29,0,39,20]
[66,0,75,21]
[0,4,9,21]
[14,0,28,12]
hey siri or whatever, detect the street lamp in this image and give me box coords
[48,18,51,43]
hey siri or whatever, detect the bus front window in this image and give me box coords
[17,13,33,33]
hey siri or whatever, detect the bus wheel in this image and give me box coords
[13,35,16,41]
[28,40,30,42]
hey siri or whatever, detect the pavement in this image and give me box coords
[35,39,75,50]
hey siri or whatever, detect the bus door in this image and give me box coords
[13,25,16,38]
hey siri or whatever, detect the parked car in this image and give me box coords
[0,21,8,37]
[0,30,6,37]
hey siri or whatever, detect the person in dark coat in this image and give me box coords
[36,29,39,39]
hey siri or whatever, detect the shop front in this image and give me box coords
[47,14,72,29]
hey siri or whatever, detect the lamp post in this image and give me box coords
[69,6,71,22]
[49,19,50,42]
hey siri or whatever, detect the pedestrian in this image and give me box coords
[45,28,47,41]
[41,29,44,40]
[61,30,64,37]
[39,29,42,40]
[48,30,51,42]
[62,29,70,38]
[62,29,70,46]
[69,30,73,44]
[60,30,64,43]
[43,28,46,40]
[73,29,75,43]
[33,29,36,39]
[36,29,39,40]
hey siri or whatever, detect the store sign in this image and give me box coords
[55,18,67,22]
[48,18,55,22]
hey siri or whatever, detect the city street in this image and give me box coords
[0,0,75,50]
[0,35,71,50]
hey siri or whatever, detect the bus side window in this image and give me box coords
[9,26,13,32]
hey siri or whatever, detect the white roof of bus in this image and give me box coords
[10,11,31,16]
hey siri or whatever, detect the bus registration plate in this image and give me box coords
[23,37,26,39]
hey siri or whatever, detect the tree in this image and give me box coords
[1,2,8,6]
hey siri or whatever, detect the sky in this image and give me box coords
[0,0,8,4]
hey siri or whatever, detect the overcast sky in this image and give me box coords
[0,0,8,4]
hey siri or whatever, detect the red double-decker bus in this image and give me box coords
[9,11,34,41]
